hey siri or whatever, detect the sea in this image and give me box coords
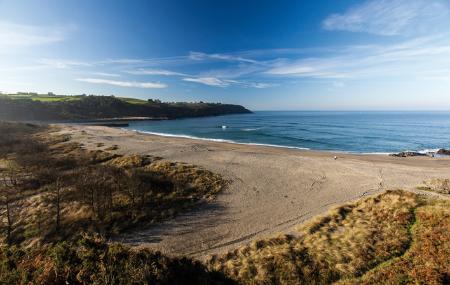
[124,111,450,154]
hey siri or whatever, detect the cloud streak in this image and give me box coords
[76,78,167,89]
[0,21,68,49]
[37,58,91,69]
[322,0,450,36]
[189,51,262,64]
[265,35,450,79]
[126,68,186,76]
[183,77,232,87]
[182,77,274,89]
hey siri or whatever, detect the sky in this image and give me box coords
[1,0,450,110]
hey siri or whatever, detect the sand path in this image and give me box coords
[59,124,450,259]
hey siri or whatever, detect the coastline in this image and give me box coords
[56,124,450,258]
[126,128,446,156]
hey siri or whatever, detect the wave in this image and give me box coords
[241,127,263,131]
[129,129,310,150]
[127,129,448,156]
[361,148,443,156]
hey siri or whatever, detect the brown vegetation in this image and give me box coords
[208,190,450,285]
[417,178,450,194]
[0,121,226,246]
[338,199,450,285]
[1,121,449,284]
[0,234,235,285]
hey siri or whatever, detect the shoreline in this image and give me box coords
[126,128,445,157]
[56,124,450,258]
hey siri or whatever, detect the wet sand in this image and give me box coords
[58,124,450,259]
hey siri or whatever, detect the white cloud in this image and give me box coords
[266,36,450,79]
[182,77,274,89]
[183,77,231,87]
[76,78,167,89]
[37,58,91,69]
[127,68,186,76]
[322,0,450,36]
[91,72,121,77]
[249,82,274,89]
[100,58,147,65]
[0,21,67,49]
[189,51,261,64]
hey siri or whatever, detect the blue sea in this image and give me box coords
[124,111,450,154]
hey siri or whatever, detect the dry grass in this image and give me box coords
[417,178,450,194]
[145,161,227,199]
[207,190,446,285]
[338,199,450,285]
[0,122,227,247]
[105,144,119,151]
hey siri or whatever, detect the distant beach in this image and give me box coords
[122,111,450,154]
[58,124,450,258]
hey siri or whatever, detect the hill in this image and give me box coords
[0,94,251,121]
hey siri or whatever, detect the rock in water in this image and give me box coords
[389,151,427,157]
[436,149,450,155]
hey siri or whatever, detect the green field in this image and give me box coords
[2,93,153,104]
[2,93,82,102]
[117,97,148,104]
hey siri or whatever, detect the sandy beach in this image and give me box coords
[58,124,450,259]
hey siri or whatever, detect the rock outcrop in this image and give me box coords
[389,151,427,157]
[436,149,450,155]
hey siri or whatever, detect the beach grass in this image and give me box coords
[208,190,450,285]
[0,121,227,246]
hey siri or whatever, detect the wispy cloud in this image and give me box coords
[126,68,186,76]
[266,36,450,79]
[183,77,232,87]
[189,51,261,64]
[322,0,450,36]
[91,72,121,77]
[248,82,275,89]
[76,78,167,89]
[37,58,91,69]
[182,76,274,89]
[0,21,69,49]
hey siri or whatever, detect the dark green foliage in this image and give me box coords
[0,95,251,121]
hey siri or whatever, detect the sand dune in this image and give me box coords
[59,124,450,259]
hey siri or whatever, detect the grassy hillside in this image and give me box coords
[208,191,450,285]
[0,93,251,121]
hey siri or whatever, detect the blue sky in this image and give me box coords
[1,0,450,110]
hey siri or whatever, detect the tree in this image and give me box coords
[48,177,63,234]
[0,161,22,244]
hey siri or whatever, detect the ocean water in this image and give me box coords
[124,111,450,154]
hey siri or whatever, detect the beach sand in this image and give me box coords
[58,124,450,259]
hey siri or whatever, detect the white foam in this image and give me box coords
[126,129,447,155]
[242,127,263,131]
[129,129,310,150]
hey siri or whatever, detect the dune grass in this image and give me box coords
[338,198,450,285]
[417,178,450,195]
[0,122,227,246]
[208,190,449,285]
